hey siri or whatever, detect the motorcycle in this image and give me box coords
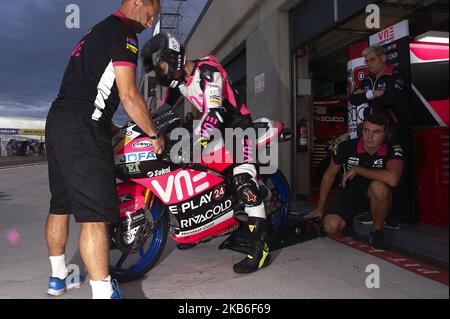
[108,108,294,282]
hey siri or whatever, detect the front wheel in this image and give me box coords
[109,201,168,283]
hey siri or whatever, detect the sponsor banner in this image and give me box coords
[370,20,411,88]
[347,43,369,139]
[19,129,45,136]
[168,184,230,229]
[369,20,409,47]
[177,210,235,238]
[177,199,233,229]
[0,128,19,135]
[0,128,45,136]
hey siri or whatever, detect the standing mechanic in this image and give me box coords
[45,0,162,299]
[349,46,412,230]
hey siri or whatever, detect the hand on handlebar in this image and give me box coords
[152,137,166,155]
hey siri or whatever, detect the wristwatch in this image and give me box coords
[366,90,375,100]
[148,132,161,140]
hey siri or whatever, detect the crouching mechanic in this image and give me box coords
[142,32,270,274]
[307,108,404,250]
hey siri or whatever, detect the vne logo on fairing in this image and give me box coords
[151,170,211,204]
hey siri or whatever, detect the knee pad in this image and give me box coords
[233,173,263,207]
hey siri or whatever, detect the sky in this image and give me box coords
[0,0,207,129]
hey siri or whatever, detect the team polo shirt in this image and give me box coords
[333,139,404,190]
[55,10,139,124]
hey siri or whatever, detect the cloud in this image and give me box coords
[0,117,46,129]
[0,0,207,125]
[0,1,120,121]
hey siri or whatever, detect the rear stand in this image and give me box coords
[219,216,323,254]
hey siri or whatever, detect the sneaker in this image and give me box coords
[384,220,401,231]
[369,230,387,251]
[355,212,373,225]
[47,271,86,296]
[111,279,125,299]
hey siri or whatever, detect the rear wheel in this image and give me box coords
[259,169,291,232]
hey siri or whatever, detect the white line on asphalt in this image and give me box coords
[388,258,407,262]
[404,264,421,267]
[422,271,440,275]
[0,162,47,171]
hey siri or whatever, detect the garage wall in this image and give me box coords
[185,0,300,185]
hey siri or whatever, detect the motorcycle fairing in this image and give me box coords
[116,182,147,219]
[114,136,174,180]
[173,210,239,244]
[166,183,239,244]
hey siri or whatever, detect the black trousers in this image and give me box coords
[388,126,415,223]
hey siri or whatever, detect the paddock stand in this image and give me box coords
[219,215,324,254]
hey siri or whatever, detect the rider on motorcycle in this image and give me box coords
[142,32,270,274]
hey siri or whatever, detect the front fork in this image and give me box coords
[142,189,166,238]
[143,188,154,210]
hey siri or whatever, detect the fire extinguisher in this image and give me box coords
[297,118,308,152]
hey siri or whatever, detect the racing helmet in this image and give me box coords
[141,32,186,88]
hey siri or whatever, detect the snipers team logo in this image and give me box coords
[126,37,138,54]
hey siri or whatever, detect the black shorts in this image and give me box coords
[45,103,119,223]
[324,188,371,225]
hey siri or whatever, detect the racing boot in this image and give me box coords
[233,217,271,274]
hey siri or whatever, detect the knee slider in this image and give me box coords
[233,173,263,207]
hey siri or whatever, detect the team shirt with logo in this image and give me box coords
[333,139,404,190]
[54,11,138,124]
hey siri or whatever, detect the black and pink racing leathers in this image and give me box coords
[162,55,266,219]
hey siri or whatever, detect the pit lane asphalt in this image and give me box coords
[0,164,448,299]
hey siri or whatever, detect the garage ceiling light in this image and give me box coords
[416,31,449,44]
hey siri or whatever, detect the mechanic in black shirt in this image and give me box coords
[307,108,404,250]
[44,0,161,299]
[349,46,408,127]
